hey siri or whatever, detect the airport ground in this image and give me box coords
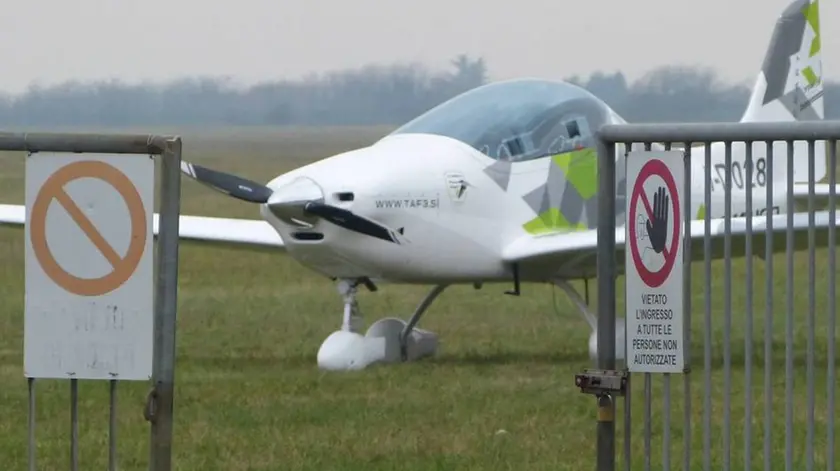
[0,126,836,470]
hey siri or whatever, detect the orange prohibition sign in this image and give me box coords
[29,160,148,297]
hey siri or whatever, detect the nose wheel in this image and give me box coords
[317,278,446,371]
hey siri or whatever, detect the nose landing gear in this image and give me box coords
[316,278,446,371]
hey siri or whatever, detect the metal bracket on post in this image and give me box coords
[576,368,628,431]
[575,368,628,398]
[143,388,158,424]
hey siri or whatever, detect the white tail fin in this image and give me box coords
[740,0,825,183]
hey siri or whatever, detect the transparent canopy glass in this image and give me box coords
[389,79,610,161]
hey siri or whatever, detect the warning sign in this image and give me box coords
[625,150,685,374]
[24,153,154,381]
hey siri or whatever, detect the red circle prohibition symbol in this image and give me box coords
[628,158,681,288]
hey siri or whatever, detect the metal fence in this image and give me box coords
[590,121,840,471]
[0,132,183,471]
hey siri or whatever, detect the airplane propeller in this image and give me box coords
[179,161,273,203]
[302,202,403,243]
[179,161,402,244]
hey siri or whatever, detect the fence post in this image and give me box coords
[595,135,618,471]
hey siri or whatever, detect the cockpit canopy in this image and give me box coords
[389,78,611,162]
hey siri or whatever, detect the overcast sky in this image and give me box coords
[0,0,836,94]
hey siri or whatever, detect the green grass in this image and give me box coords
[0,126,837,470]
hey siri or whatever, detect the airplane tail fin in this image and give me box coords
[740,0,825,183]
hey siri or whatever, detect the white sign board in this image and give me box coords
[625,150,685,373]
[24,153,154,380]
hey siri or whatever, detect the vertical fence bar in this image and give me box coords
[624,373,632,471]
[149,138,183,471]
[702,141,712,471]
[806,140,816,471]
[624,376,633,471]
[662,142,672,471]
[682,141,692,471]
[784,140,794,471]
[595,136,617,471]
[642,142,651,471]
[744,140,754,471]
[644,374,651,471]
[763,140,775,471]
[70,378,78,471]
[624,372,633,471]
[827,139,837,471]
[723,141,733,471]
[663,374,670,471]
[28,378,35,471]
[623,141,633,471]
[109,379,117,471]
[624,374,633,471]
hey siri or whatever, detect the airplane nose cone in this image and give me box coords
[266,176,324,223]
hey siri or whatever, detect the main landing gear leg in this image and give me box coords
[552,279,626,363]
[398,284,448,361]
[316,279,444,371]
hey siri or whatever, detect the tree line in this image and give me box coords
[0,54,835,126]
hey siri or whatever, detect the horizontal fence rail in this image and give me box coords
[0,131,174,154]
[594,120,840,471]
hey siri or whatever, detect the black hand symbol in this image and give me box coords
[645,187,669,254]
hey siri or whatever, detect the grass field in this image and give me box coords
[0,126,837,470]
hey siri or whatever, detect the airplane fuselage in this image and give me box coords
[685,141,788,220]
[259,122,794,286]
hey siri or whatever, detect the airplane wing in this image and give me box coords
[0,204,24,225]
[503,211,837,279]
[0,203,284,249]
[792,183,840,206]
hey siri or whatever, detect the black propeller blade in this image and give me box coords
[180,161,274,204]
[304,202,401,244]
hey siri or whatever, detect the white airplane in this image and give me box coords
[0,0,835,371]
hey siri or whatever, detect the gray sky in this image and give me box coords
[1,0,836,94]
